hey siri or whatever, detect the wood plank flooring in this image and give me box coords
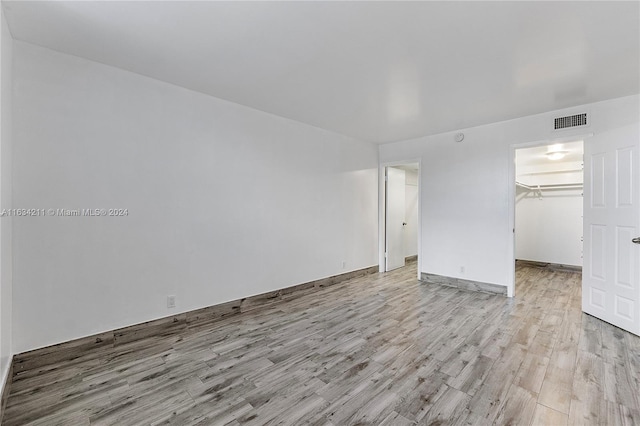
[5,261,640,425]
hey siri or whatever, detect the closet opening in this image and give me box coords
[513,141,584,293]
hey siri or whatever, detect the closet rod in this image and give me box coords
[516,181,583,190]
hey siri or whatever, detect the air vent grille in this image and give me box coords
[554,113,587,130]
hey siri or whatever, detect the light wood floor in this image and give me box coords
[5,262,640,425]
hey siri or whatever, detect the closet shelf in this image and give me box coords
[516,181,583,199]
[517,168,583,176]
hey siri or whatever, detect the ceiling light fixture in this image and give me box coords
[546,151,568,160]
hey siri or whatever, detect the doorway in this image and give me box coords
[513,140,584,295]
[380,162,420,274]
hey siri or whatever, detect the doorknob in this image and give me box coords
[633,237,640,244]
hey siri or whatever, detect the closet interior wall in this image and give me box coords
[515,143,584,267]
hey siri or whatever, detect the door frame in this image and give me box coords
[507,133,593,298]
[379,159,422,279]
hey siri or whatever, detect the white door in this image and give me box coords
[386,167,406,271]
[583,124,640,336]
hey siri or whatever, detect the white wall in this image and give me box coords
[12,42,378,353]
[404,169,418,258]
[0,10,13,385]
[515,187,583,266]
[380,95,639,293]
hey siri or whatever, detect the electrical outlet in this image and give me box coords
[342,260,346,268]
[460,266,465,273]
[167,295,176,309]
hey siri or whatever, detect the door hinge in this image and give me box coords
[384,252,388,258]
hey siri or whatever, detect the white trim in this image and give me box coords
[379,159,422,280]
[0,354,12,413]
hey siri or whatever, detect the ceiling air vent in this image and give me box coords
[553,113,588,130]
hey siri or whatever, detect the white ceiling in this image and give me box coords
[3,1,639,144]
[516,140,584,169]
[394,163,419,172]
[516,141,584,186]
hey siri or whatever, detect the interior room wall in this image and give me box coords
[0,9,13,386]
[12,41,379,354]
[404,169,418,258]
[515,187,583,266]
[379,95,639,291]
